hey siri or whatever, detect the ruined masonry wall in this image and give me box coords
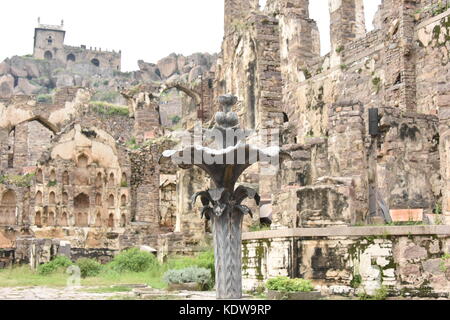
[242,227,450,297]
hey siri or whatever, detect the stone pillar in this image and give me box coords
[13,122,29,171]
[249,14,284,201]
[0,128,10,169]
[438,97,450,214]
[224,0,259,36]
[381,0,418,111]
[130,146,160,227]
[328,103,368,223]
[329,0,366,66]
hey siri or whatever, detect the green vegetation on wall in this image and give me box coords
[0,173,35,187]
[90,101,129,117]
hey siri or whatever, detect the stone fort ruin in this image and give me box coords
[0,0,449,298]
[33,19,121,71]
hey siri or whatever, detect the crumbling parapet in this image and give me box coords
[381,0,418,111]
[329,0,366,66]
[224,0,259,36]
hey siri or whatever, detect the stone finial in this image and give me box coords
[216,95,239,128]
[218,94,237,112]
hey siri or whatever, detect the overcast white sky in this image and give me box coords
[0,0,381,71]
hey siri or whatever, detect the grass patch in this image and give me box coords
[91,91,120,103]
[0,265,168,289]
[90,101,129,117]
[0,248,215,291]
[249,223,271,232]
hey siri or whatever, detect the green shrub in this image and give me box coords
[163,267,212,289]
[171,115,181,125]
[36,94,53,104]
[0,173,35,187]
[76,258,103,278]
[37,255,73,275]
[47,181,57,187]
[109,248,159,273]
[266,276,314,293]
[167,249,215,280]
[249,223,271,232]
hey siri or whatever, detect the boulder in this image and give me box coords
[157,55,179,78]
[0,61,10,76]
[23,61,41,78]
[15,78,40,95]
[188,65,207,82]
[55,74,75,87]
[188,53,208,67]
[181,64,192,74]
[137,60,162,82]
[10,65,27,78]
[177,55,187,71]
[0,74,14,98]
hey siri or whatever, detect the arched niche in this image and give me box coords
[62,171,69,185]
[108,173,115,187]
[49,170,56,182]
[95,173,103,188]
[108,194,115,207]
[121,194,127,207]
[36,169,43,184]
[77,154,89,168]
[0,190,16,225]
[60,212,68,227]
[108,214,114,228]
[62,192,69,205]
[74,154,90,186]
[35,211,42,226]
[95,193,102,206]
[76,212,89,227]
[35,191,43,206]
[95,212,102,227]
[120,214,126,227]
[74,193,90,211]
[49,192,56,205]
[121,173,127,186]
[48,212,55,226]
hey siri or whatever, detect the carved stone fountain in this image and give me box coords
[162,95,284,299]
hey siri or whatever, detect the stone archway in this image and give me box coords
[44,51,53,60]
[91,58,100,67]
[67,53,76,62]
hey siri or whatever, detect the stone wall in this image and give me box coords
[242,226,450,297]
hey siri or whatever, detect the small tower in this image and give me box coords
[33,19,66,61]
